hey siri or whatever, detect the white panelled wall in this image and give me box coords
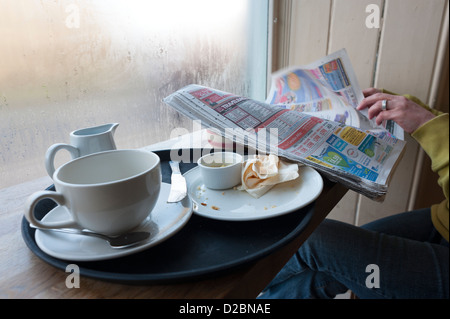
[273,0,449,225]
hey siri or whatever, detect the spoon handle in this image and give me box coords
[30,225,106,239]
[29,225,150,248]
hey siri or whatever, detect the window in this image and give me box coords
[0,0,269,188]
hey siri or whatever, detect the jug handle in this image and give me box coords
[45,143,80,177]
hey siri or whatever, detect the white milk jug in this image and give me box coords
[45,123,119,177]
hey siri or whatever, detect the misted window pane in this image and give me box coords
[0,0,269,187]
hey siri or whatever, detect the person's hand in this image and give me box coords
[357,88,435,134]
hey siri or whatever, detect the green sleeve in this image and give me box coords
[412,114,449,241]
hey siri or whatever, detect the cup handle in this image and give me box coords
[45,143,80,177]
[25,190,77,229]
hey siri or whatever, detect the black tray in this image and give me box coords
[21,149,315,284]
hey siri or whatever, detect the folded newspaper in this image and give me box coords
[164,49,406,200]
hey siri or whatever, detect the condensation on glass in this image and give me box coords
[0,0,268,187]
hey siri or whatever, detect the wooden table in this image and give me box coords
[0,132,348,299]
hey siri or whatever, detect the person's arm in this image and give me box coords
[358,88,449,240]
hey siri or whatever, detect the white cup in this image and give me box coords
[197,152,243,189]
[25,149,161,236]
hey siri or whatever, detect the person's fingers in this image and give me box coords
[357,92,393,112]
[375,106,397,126]
[375,108,388,125]
[362,88,381,97]
[367,100,384,120]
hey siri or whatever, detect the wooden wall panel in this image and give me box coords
[357,0,447,225]
[288,0,331,65]
[328,0,383,88]
[374,0,446,101]
[412,3,449,210]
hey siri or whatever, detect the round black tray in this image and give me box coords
[21,149,315,284]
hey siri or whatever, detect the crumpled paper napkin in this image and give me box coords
[237,154,300,198]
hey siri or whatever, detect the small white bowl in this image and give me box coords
[197,152,243,189]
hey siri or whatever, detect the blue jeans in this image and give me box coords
[259,208,449,299]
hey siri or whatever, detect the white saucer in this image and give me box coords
[34,183,193,261]
[184,165,323,221]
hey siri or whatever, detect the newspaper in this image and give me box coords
[266,49,404,139]
[164,49,406,200]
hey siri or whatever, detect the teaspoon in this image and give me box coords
[31,226,150,248]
